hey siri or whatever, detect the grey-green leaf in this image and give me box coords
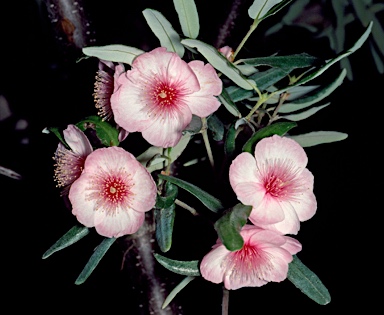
[42,225,89,259]
[287,131,348,147]
[157,174,224,213]
[75,237,116,285]
[154,253,201,276]
[248,0,283,20]
[279,69,347,113]
[277,21,373,93]
[280,103,330,121]
[214,203,252,251]
[173,0,199,39]
[143,9,185,57]
[82,45,144,65]
[287,255,331,305]
[181,39,255,90]
[155,203,176,253]
[207,114,224,141]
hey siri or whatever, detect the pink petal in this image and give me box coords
[229,152,260,188]
[250,194,285,225]
[141,104,192,148]
[255,135,308,169]
[186,60,222,117]
[63,124,93,157]
[200,245,229,284]
[94,208,145,238]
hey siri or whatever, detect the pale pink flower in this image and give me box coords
[229,135,317,235]
[110,47,222,148]
[218,46,234,62]
[53,124,93,196]
[68,146,157,238]
[200,224,302,290]
[93,60,128,142]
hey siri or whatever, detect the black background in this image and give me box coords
[1,0,381,313]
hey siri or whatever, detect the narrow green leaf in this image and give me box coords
[280,103,330,121]
[154,253,201,276]
[173,0,199,39]
[76,115,119,147]
[157,174,224,213]
[279,69,346,113]
[287,255,331,305]
[242,122,297,153]
[224,123,237,161]
[249,67,288,91]
[82,44,144,65]
[75,237,116,285]
[162,276,196,309]
[277,21,373,93]
[46,126,68,148]
[287,131,348,147]
[155,204,176,253]
[243,53,320,71]
[181,39,256,90]
[156,181,179,209]
[225,85,254,103]
[259,0,293,21]
[207,114,224,141]
[218,88,242,117]
[214,203,252,251]
[143,9,185,57]
[42,225,89,259]
[248,0,283,20]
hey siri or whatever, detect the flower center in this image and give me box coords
[265,175,286,197]
[153,83,177,108]
[102,176,129,204]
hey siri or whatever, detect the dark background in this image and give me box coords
[1,0,381,313]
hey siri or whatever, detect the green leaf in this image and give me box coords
[279,69,347,113]
[214,203,252,251]
[242,122,297,153]
[75,237,116,285]
[181,39,256,90]
[156,181,179,209]
[280,102,330,121]
[157,174,224,213]
[154,253,201,276]
[243,53,320,71]
[218,88,242,117]
[143,9,185,57]
[224,123,237,161]
[76,115,119,147]
[287,255,331,305]
[162,276,196,309]
[225,85,254,103]
[207,114,224,141]
[248,0,283,20]
[82,44,144,65]
[287,131,348,147]
[249,67,288,91]
[258,0,293,21]
[42,225,89,259]
[173,0,199,39]
[46,126,69,149]
[277,21,373,93]
[155,204,176,253]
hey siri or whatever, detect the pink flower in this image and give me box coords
[110,47,222,148]
[218,46,234,62]
[229,135,317,235]
[53,124,93,196]
[93,60,129,142]
[200,224,302,290]
[68,146,157,238]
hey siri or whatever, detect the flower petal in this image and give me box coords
[186,60,222,117]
